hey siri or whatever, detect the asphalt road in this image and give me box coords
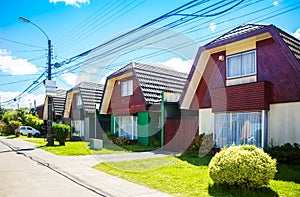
[0,141,100,197]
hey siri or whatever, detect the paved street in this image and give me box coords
[0,137,173,197]
[0,140,101,197]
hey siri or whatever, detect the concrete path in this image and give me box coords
[0,137,174,197]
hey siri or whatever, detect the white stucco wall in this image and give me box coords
[269,102,300,146]
[199,108,214,135]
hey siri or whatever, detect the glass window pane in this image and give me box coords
[128,80,133,96]
[215,112,262,148]
[227,55,241,78]
[242,51,256,76]
[121,81,128,97]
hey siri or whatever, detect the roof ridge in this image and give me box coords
[207,23,269,45]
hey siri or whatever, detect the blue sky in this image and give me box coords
[0,0,299,108]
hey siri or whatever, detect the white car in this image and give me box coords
[17,126,41,137]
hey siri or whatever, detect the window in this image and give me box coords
[121,80,133,97]
[114,116,137,140]
[214,112,262,148]
[76,94,82,108]
[226,50,256,79]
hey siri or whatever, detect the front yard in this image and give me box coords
[25,137,157,156]
[93,152,300,197]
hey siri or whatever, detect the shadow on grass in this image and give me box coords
[176,151,212,166]
[275,164,300,183]
[208,183,279,197]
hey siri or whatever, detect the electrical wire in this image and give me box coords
[2,0,297,106]
[0,36,45,49]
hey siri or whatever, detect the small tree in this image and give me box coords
[53,124,70,146]
[8,120,22,135]
[25,113,43,130]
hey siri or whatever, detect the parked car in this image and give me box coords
[17,126,41,137]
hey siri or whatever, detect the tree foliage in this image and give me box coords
[53,124,70,146]
[208,145,277,188]
[1,108,43,129]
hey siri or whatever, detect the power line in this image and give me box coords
[53,0,297,79]
[0,78,36,87]
[0,36,45,49]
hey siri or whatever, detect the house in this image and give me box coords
[180,24,300,149]
[43,89,66,122]
[63,82,108,140]
[100,62,189,146]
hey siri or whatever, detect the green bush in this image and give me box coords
[149,138,161,147]
[0,121,7,135]
[53,124,70,146]
[208,145,277,188]
[114,136,130,146]
[265,143,300,165]
[190,133,205,152]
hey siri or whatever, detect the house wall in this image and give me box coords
[269,102,300,146]
[190,51,226,110]
[256,38,300,103]
[108,76,146,115]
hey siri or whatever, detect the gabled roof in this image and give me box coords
[108,62,188,104]
[52,89,66,116]
[207,23,300,62]
[180,23,300,109]
[65,82,104,115]
[208,24,266,45]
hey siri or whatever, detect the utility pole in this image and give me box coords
[19,16,54,145]
[47,39,54,146]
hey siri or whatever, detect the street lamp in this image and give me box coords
[19,16,54,146]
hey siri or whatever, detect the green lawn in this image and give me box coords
[93,152,300,197]
[25,138,157,156]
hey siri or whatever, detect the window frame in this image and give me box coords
[226,50,257,79]
[121,80,133,97]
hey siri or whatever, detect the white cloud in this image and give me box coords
[273,1,279,6]
[293,28,300,39]
[0,92,45,109]
[0,49,38,75]
[49,0,90,8]
[61,72,77,86]
[152,58,193,74]
[209,23,216,32]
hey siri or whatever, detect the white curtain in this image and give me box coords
[115,116,138,140]
[227,55,241,78]
[242,51,256,76]
[215,112,262,148]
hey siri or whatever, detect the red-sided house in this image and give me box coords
[180,24,300,148]
[100,62,188,146]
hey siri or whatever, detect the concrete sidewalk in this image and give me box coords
[0,137,174,197]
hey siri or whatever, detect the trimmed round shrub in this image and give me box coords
[208,145,277,188]
[53,124,70,146]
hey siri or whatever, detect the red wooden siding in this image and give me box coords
[211,81,270,112]
[256,38,300,103]
[164,118,199,152]
[190,51,226,110]
[108,76,146,115]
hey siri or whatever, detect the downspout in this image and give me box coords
[161,91,164,148]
